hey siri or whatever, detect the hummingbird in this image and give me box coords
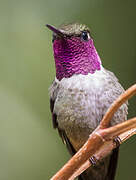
[46,23,128,180]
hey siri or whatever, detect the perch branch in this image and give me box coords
[70,126,136,180]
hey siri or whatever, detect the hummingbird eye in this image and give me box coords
[81,31,90,41]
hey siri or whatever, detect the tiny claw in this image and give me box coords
[114,136,122,148]
[89,156,98,167]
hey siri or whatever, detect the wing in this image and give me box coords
[50,98,58,128]
[49,80,76,156]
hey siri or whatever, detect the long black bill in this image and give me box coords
[46,24,64,37]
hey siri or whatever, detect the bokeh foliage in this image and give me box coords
[0,0,135,179]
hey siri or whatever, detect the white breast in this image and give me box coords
[54,66,109,129]
[55,66,107,92]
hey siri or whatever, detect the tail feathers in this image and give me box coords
[78,148,119,180]
[106,147,119,180]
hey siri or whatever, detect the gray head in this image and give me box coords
[46,23,101,80]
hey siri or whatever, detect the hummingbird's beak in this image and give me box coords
[46,24,64,37]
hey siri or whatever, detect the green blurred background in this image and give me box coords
[0,0,135,179]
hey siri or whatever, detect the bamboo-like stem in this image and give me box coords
[70,126,136,180]
[51,132,104,180]
[51,118,136,180]
[100,117,136,140]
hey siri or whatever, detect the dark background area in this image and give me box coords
[0,0,135,179]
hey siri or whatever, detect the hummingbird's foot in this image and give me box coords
[89,156,98,167]
[113,136,122,148]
